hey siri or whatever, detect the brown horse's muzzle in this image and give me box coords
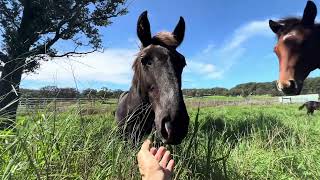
[277,79,303,95]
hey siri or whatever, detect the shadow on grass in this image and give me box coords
[201,113,297,148]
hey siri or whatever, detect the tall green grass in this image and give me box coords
[1,104,320,179]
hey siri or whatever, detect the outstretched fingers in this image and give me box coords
[166,159,175,172]
[159,150,171,168]
[154,146,166,161]
[150,147,157,155]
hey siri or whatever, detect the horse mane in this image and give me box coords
[132,53,142,89]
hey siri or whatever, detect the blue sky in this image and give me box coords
[21,0,320,90]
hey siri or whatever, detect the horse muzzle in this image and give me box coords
[155,111,189,145]
[276,80,302,95]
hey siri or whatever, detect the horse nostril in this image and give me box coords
[161,117,172,141]
[165,121,172,137]
[280,80,299,95]
[288,80,297,89]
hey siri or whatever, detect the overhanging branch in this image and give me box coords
[51,49,98,58]
[0,2,20,29]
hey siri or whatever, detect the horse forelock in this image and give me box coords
[275,17,320,38]
[274,18,301,37]
[278,17,301,25]
[152,32,179,48]
[131,31,180,88]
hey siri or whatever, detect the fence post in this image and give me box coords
[54,99,57,119]
[26,98,29,113]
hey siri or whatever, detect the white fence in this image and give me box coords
[18,98,116,114]
[279,94,319,104]
[16,96,287,114]
[185,98,279,108]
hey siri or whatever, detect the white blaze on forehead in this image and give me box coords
[282,31,298,41]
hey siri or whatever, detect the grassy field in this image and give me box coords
[1,101,320,179]
[185,95,276,101]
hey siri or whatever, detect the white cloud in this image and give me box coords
[185,19,272,82]
[22,19,274,89]
[222,20,272,52]
[23,48,138,87]
[186,61,223,79]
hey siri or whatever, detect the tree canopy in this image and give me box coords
[0,0,127,72]
[0,0,128,128]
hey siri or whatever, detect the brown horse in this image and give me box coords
[116,11,189,145]
[269,1,320,95]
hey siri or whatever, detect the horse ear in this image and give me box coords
[173,17,185,47]
[137,11,152,47]
[269,20,283,34]
[302,0,317,27]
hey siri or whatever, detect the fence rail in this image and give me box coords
[18,98,116,114]
[185,98,279,108]
[17,97,290,114]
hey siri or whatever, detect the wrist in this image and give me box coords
[142,170,165,180]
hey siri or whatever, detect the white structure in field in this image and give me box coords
[279,94,319,104]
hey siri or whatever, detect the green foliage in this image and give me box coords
[1,104,320,179]
[183,77,320,98]
[0,0,128,122]
[20,86,124,99]
[0,0,128,72]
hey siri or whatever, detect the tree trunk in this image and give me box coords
[0,60,24,129]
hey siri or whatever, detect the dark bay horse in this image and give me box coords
[116,11,189,145]
[299,101,320,115]
[269,1,320,95]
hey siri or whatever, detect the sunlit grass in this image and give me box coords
[1,103,320,179]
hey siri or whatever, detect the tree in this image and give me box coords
[0,0,127,128]
[82,88,98,98]
[97,87,112,99]
[40,86,59,98]
[58,88,79,98]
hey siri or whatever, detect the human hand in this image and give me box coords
[137,140,175,180]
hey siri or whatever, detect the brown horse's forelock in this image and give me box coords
[275,18,301,37]
[275,17,320,38]
[131,32,178,88]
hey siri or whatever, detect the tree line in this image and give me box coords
[20,77,320,99]
[20,86,124,99]
[183,77,320,97]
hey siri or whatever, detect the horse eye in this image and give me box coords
[284,38,301,47]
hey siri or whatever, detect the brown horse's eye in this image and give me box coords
[284,38,301,48]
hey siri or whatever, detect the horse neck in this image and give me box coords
[311,27,320,69]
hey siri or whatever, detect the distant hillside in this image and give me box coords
[20,86,124,99]
[183,77,320,97]
[21,77,320,98]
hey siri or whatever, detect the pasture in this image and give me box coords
[1,97,320,179]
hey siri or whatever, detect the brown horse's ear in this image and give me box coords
[137,11,152,47]
[302,1,317,27]
[269,20,283,34]
[173,17,185,47]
